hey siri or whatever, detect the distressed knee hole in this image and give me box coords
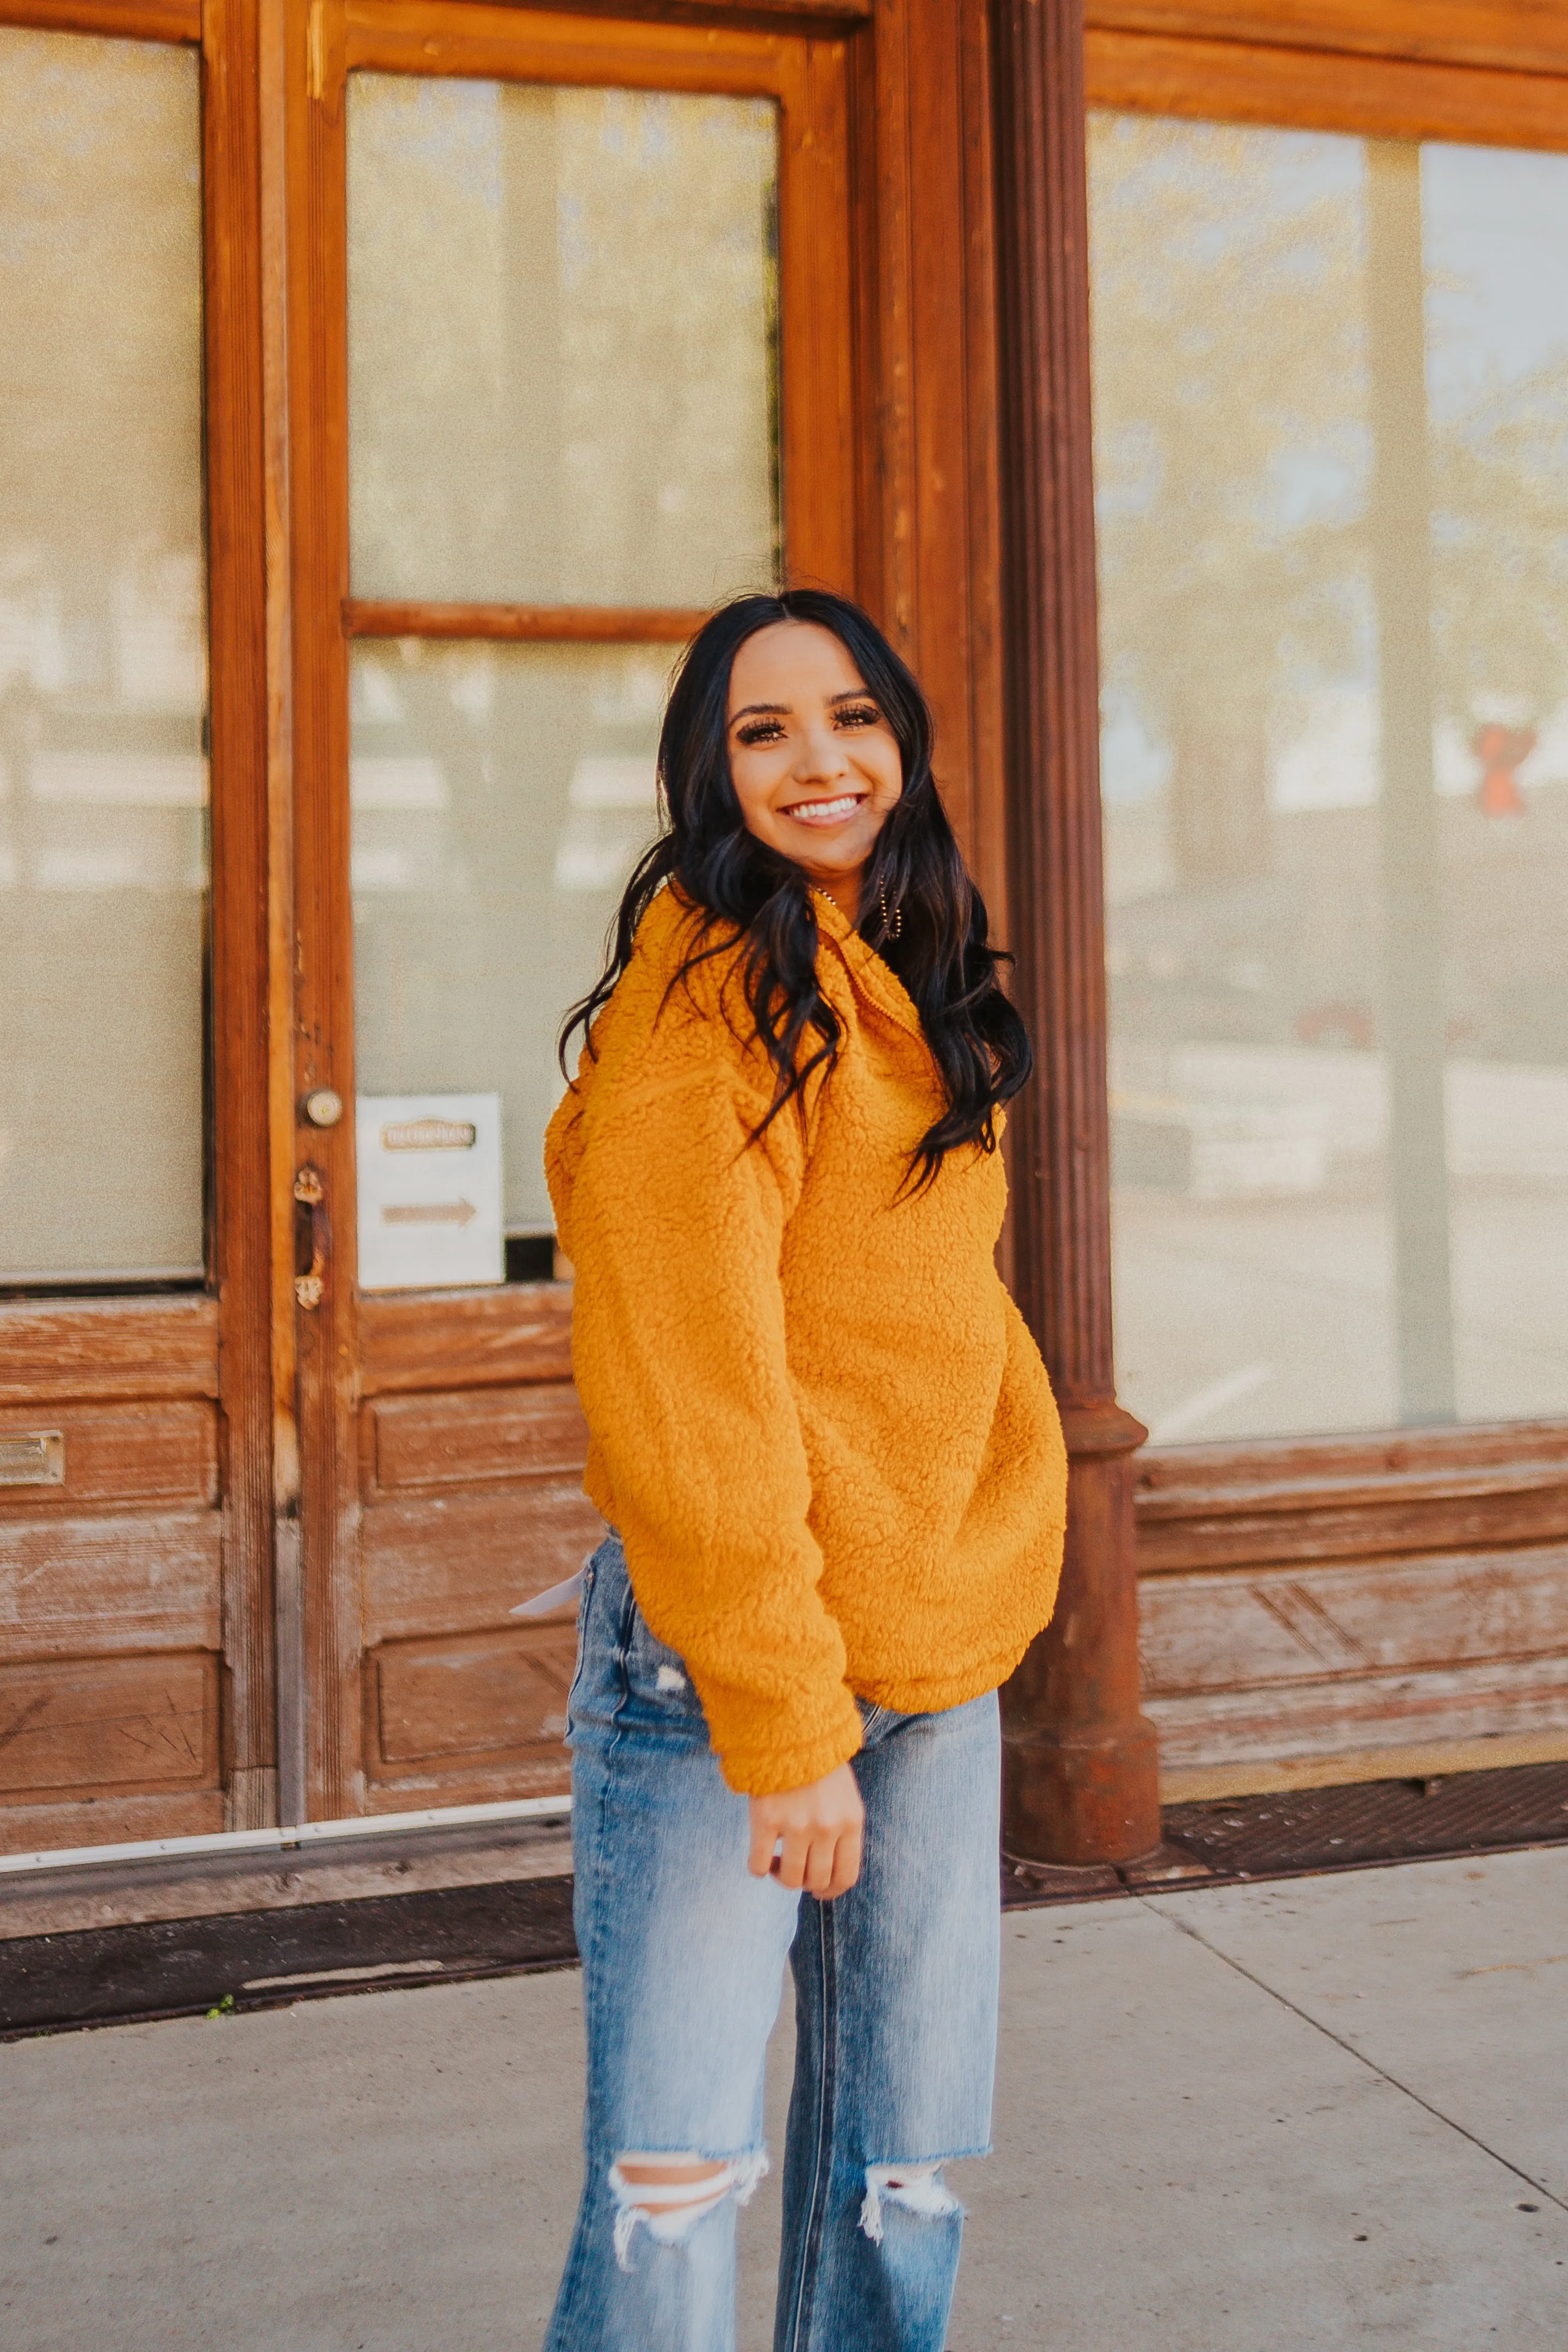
[654,1663,688,1694]
[608,2151,768,2269]
[859,2162,962,2245]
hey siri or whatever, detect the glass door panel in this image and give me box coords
[1090,117,1568,1443]
[346,77,780,607]
[0,28,206,1281]
[350,638,673,1247]
[345,72,781,1279]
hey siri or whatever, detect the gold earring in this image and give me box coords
[878,878,902,941]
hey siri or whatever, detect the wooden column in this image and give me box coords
[990,0,1160,1864]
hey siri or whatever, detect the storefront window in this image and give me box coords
[346,78,779,1262]
[0,30,207,1283]
[348,77,779,609]
[350,638,673,1238]
[1090,116,1568,1443]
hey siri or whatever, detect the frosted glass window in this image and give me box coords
[352,641,671,1236]
[346,78,780,606]
[1090,119,1568,1441]
[0,31,207,1283]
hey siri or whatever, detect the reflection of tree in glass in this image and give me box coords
[1090,115,1568,869]
[1432,364,1568,739]
[1090,117,1364,883]
[347,77,779,607]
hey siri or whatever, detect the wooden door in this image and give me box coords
[284,0,857,1819]
[0,0,272,1853]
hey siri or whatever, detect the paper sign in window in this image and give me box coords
[356,1093,503,1292]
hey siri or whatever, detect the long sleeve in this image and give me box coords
[549,992,864,1796]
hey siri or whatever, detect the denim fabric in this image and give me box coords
[543,1531,1001,2352]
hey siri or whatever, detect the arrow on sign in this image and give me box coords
[382,1199,479,1228]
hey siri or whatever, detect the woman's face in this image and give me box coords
[725,620,903,922]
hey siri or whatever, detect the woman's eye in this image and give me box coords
[735,720,786,747]
[837,703,881,729]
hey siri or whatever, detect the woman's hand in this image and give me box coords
[748,1763,864,1898]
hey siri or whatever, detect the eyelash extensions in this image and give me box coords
[734,702,881,747]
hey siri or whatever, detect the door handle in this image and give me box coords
[294,1165,329,1308]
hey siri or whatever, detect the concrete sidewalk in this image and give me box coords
[3,1846,1565,2350]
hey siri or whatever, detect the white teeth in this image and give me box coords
[786,795,861,823]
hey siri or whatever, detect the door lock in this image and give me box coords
[294,1165,329,1308]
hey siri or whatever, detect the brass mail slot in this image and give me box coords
[0,1430,65,1486]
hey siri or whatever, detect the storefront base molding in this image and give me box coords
[1160,1727,1568,1806]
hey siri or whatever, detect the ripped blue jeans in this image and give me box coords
[543,1531,1001,2352]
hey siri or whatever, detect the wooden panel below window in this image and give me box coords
[0,1509,222,1659]
[1140,1534,1568,1796]
[359,1285,575,1396]
[0,1401,217,1514]
[0,1789,224,1858]
[373,1626,577,1768]
[0,1651,219,1800]
[1136,1423,1568,1574]
[362,1479,602,1644]
[366,1382,589,1496]
[1140,1543,1568,1694]
[1151,1651,1568,1792]
[0,1294,220,1406]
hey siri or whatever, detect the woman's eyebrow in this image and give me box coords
[728,701,792,722]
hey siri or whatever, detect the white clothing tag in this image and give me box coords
[510,1567,585,1619]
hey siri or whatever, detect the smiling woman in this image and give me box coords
[539,587,1067,2350]
[562,589,1033,1188]
[724,621,905,921]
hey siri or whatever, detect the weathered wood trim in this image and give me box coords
[0,1297,220,1405]
[0,0,200,40]
[854,0,1002,885]
[260,0,303,1832]
[1137,1423,1568,1574]
[0,1652,221,1799]
[343,599,710,643]
[361,1754,572,1808]
[1140,1544,1568,1697]
[205,0,280,1834]
[0,1403,218,1515]
[364,1382,590,1494]
[1150,1651,1568,1787]
[1163,1727,1568,1804]
[359,1285,575,1395]
[0,1792,226,1856]
[1086,24,1568,150]
[1085,0,1568,78]
[957,0,1005,925]
[342,0,808,84]
[362,1479,603,1641]
[0,1513,224,1660]
[371,1624,577,1766]
[286,0,364,1820]
[991,0,1159,1864]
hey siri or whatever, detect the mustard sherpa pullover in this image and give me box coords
[544,884,1068,1796]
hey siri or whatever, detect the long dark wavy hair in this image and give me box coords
[559,589,1032,1188]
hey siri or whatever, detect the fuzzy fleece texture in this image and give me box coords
[545,884,1068,1796]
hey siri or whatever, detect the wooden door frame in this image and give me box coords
[0,0,275,1843]
[281,0,964,1819]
